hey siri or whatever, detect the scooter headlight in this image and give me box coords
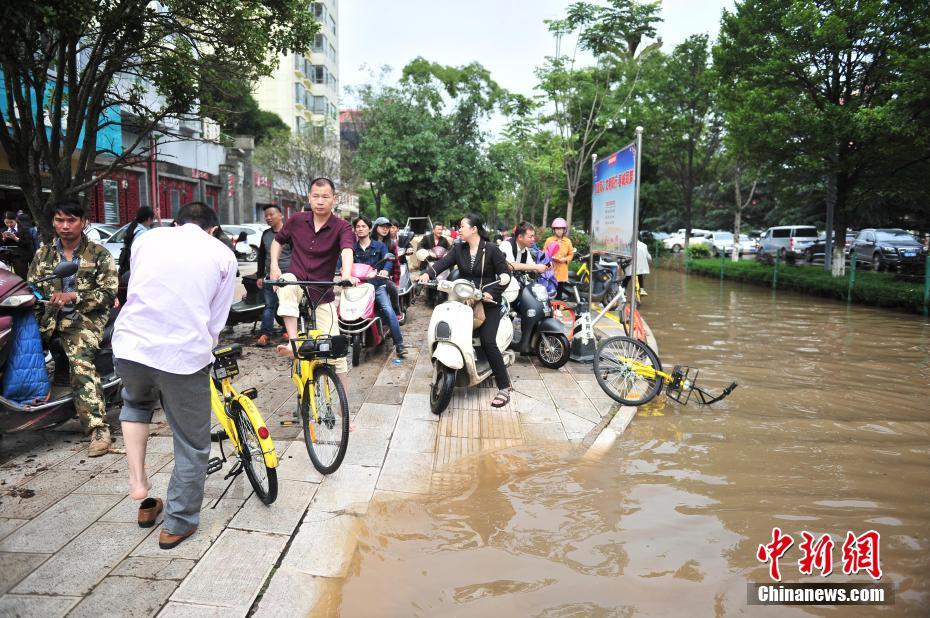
[453,282,475,301]
[0,294,35,307]
[531,284,549,302]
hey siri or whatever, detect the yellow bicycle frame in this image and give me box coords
[290,327,336,443]
[209,378,278,469]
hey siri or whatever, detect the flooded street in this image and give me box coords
[336,268,930,616]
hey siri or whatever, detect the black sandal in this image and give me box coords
[491,388,512,408]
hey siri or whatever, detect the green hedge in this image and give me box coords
[676,258,928,314]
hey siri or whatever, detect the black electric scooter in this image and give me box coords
[508,274,571,369]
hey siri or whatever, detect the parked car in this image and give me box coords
[759,225,819,259]
[850,228,927,272]
[803,231,856,263]
[738,233,759,255]
[85,223,120,243]
[102,219,175,264]
[709,231,736,256]
[663,229,712,253]
[220,225,263,262]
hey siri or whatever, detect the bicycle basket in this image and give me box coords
[665,365,698,405]
[296,334,350,360]
[212,355,240,380]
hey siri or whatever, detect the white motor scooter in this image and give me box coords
[422,273,513,415]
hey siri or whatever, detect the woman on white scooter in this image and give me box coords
[417,213,512,408]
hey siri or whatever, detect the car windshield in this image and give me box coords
[715,233,734,241]
[876,231,915,241]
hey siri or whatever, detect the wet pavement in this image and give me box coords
[0,284,632,616]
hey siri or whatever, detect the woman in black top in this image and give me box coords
[418,213,512,407]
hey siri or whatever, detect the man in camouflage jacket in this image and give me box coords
[28,201,118,456]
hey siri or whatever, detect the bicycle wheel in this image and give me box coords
[620,302,648,343]
[300,363,349,474]
[593,336,664,406]
[233,404,278,504]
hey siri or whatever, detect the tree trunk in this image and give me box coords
[732,174,742,262]
[565,191,574,232]
[541,193,551,233]
[831,177,848,277]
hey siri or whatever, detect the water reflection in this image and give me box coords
[337,269,930,616]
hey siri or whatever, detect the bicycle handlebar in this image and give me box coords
[264,279,352,288]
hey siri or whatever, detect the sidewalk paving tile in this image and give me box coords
[12,521,151,595]
[434,436,482,467]
[342,428,391,467]
[0,493,122,553]
[516,400,561,423]
[0,470,95,520]
[399,393,435,422]
[557,409,597,440]
[377,450,433,494]
[229,478,316,535]
[353,403,401,432]
[521,421,569,443]
[67,575,178,618]
[158,602,228,617]
[0,594,80,617]
[111,556,195,581]
[73,453,173,495]
[131,498,244,561]
[310,464,378,515]
[274,441,324,483]
[281,510,359,577]
[555,397,602,424]
[252,567,340,617]
[0,552,48,595]
[170,528,287,612]
[390,419,438,453]
[0,518,27,543]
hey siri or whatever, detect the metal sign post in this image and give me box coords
[626,127,644,337]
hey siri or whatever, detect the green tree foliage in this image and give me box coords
[0,0,316,234]
[634,34,722,250]
[714,0,930,274]
[353,60,517,221]
[536,0,662,230]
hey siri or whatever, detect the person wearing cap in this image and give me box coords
[544,217,574,300]
[372,216,403,322]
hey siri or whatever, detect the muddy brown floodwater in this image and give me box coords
[334,267,930,616]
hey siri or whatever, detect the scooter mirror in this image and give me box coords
[236,231,248,243]
[384,253,396,261]
[53,261,79,279]
[498,273,511,287]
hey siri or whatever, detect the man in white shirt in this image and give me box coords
[500,222,548,304]
[112,202,236,550]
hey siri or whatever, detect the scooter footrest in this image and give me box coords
[206,457,223,475]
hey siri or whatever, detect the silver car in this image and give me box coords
[759,225,819,259]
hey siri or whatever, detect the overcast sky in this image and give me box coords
[339,0,734,103]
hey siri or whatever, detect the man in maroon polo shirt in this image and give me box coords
[269,177,356,381]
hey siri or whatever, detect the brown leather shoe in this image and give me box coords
[137,497,163,528]
[159,526,198,550]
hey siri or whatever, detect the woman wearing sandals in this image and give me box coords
[417,213,513,408]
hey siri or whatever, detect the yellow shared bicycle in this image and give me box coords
[265,278,351,475]
[209,343,278,504]
[593,336,737,407]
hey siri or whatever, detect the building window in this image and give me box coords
[328,44,336,62]
[313,2,325,20]
[314,33,326,53]
[328,14,336,34]
[295,83,305,105]
[294,54,301,71]
[102,179,120,224]
[206,195,215,209]
[314,65,325,84]
[296,116,303,132]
